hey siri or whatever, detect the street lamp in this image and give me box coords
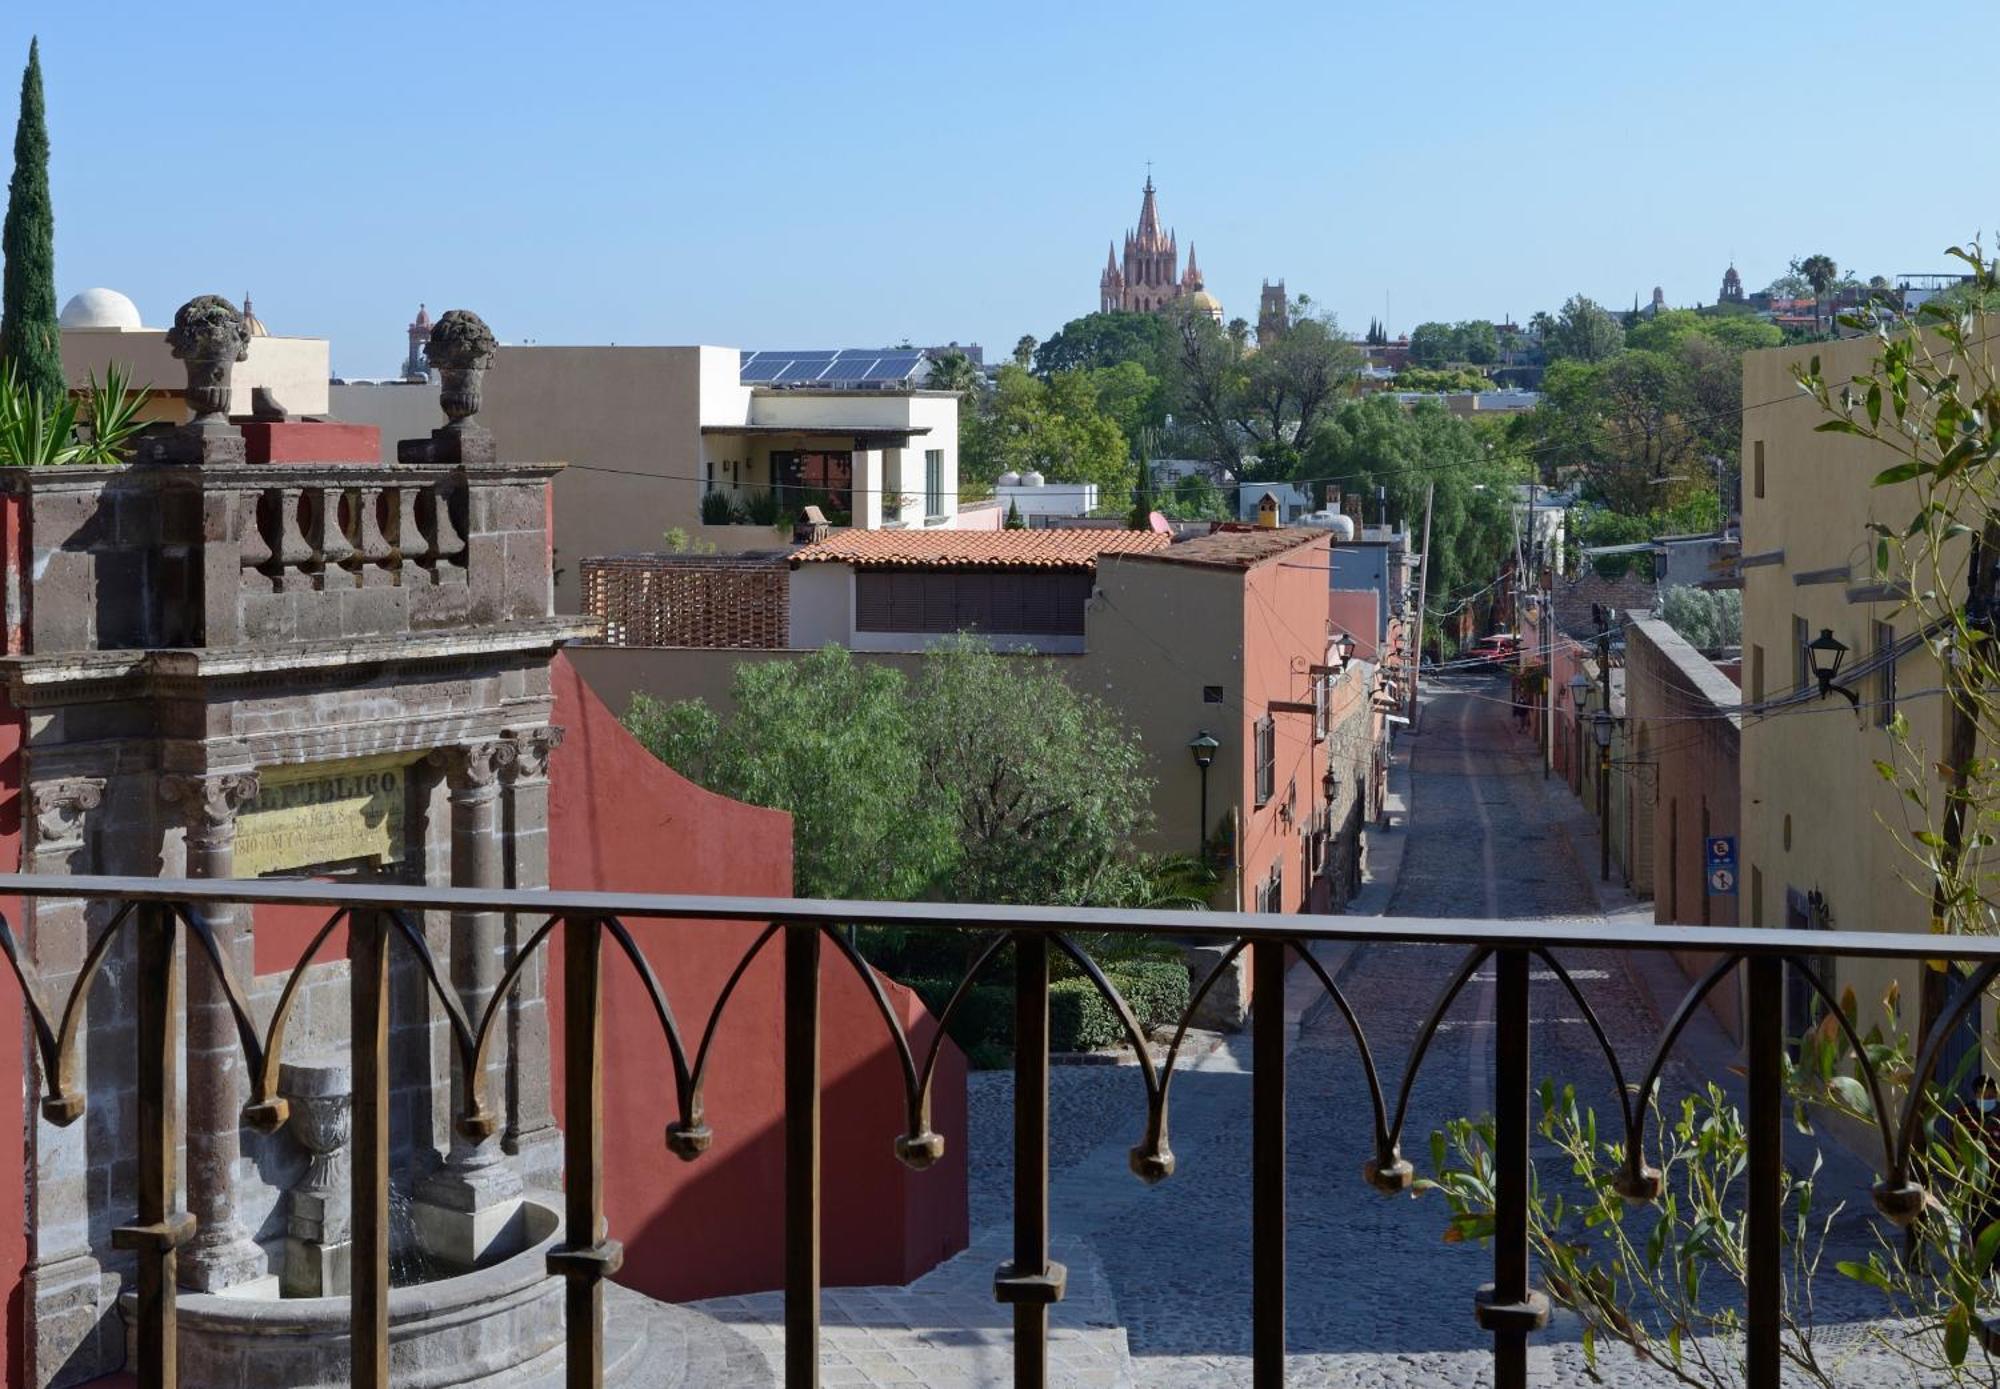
[1322,763,1340,803]
[1567,674,1592,704]
[1566,672,1592,794]
[1592,709,1616,882]
[1806,628,1861,707]
[1336,631,1358,665]
[1189,731,1219,859]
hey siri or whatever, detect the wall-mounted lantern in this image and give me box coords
[1806,628,1861,707]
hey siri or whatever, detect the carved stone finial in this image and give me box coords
[397,309,498,466]
[139,294,253,464]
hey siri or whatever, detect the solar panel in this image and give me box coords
[740,358,786,382]
[776,360,828,382]
[820,358,881,381]
[873,354,923,378]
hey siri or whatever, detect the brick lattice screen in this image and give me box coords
[581,554,789,648]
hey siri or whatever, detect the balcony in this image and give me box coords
[0,873,1986,1388]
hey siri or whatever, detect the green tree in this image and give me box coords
[1166,471,1230,520]
[1012,334,1036,367]
[1,39,60,402]
[960,365,1131,494]
[1407,321,1456,367]
[1457,319,1500,365]
[1308,395,1525,621]
[1085,358,1163,444]
[1032,311,1173,377]
[913,636,1155,906]
[1239,312,1359,465]
[1003,498,1025,528]
[1164,302,1248,466]
[624,648,956,901]
[1547,294,1625,363]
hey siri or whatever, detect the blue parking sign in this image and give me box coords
[1705,836,1737,896]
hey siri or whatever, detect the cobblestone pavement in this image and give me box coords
[696,677,1980,1385]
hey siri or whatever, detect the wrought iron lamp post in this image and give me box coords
[1806,627,1861,707]
[1593,709,1616,882]
[1189,731,1219,860]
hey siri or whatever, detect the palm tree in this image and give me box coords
[1798,254,1839,328]
[925,350,981,396]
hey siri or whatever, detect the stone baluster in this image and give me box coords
[160,770,273,1293]
[274,488,314,593]
[424,482,467,585]
[313,487,357,591]
[412,741,524,1267]
[237,489,275,593]
[393,487,431,584]
[22,777,119,1388]
[499,727,563,1188]
[355,488,395,587]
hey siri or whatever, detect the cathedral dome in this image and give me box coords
[1186,288,1224,323]
[241,293,269,337]
[59,287,143,330]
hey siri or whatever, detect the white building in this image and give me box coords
[336,345,961,610]
[60,287,330,418]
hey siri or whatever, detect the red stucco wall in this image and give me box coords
[544,654,967,1302]
[1,488,27,1388]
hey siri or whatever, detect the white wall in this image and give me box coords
[329,379,443,462]
[788,564,854,648]
[996,481,1096,519]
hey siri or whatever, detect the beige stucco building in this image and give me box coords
[1739,331,1952,1036]
[337,346,961,609]
[58,287,329,420]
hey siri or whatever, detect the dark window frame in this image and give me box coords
[1254,716,1276,807]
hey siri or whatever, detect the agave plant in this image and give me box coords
[0,360,150,466]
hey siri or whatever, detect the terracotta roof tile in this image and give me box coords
[790,528,1171,570]
[1125,527,1329,570]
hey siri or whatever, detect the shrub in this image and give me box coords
[744,489,781,527]
[1049,977,1122,1053]
[904,975,1012,1068]
[1111,958,1191,1031]
[700,489,735,524]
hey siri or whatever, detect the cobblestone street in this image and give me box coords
[704,677,1960,1385]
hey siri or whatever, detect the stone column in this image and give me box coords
[23,777,119,1389]
[160,770,272,1293]
[500,726,562,1189]
[413,740,524,1267]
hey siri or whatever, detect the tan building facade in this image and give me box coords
[1740,331,1946,1033]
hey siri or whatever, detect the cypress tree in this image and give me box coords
[1,38,60,401]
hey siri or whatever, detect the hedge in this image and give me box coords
[902,957,1195,1062]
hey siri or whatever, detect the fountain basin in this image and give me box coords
[155,1197,565,1388]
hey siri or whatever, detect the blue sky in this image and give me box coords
[11,2,1997,376]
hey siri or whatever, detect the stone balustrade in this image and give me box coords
[0,462,560,654]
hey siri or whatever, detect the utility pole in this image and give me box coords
[1597,625,1613,883]
[1407,481,1434,724]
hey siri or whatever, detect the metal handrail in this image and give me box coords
[1,873,1991,1389]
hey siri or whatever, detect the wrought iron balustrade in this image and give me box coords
[1,873,1996,1389]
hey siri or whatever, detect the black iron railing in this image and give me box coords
[2,873,1995,1389]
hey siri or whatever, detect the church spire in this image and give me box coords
[1135,174,1165,251]
[1183,243,1202,289]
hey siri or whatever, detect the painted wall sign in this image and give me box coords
[236,754,413,876]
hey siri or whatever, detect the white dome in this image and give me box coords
[996,470,1022,487]
[59,288,143,330]
[1021,469,1046,487]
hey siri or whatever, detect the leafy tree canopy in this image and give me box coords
[1032,311,1173,378]
[960,364,1133,495]
[1547,294,1625,363]
[626,639,1164,908]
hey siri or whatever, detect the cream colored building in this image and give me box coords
[337,346,960,610]
[1739,330,1955,1038]
[58,287,330,419]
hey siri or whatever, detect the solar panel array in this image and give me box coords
[740,349,929,387]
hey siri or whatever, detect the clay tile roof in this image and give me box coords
[1127,527,1329,570]
[790,527,1171,571]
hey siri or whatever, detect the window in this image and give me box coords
[1256,859,1284,913]
[1874,620,1896,726]
[1753,440,1765,499]
[1750,644,1765,703]
[883,449,903,522]
[1792,615,1810,694]
[1254,716,1275,807]
[1203,685,1225,704]
[1313,675,1328,742]
[924,449,945,520]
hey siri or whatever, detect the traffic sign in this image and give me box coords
[1705,835,1737,896]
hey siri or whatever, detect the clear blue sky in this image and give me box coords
[11,2,1996,377]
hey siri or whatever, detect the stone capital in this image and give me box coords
[501,726,565,783]
[29,778,105,853]
[160,771,261,848]
[430,740,514,802]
